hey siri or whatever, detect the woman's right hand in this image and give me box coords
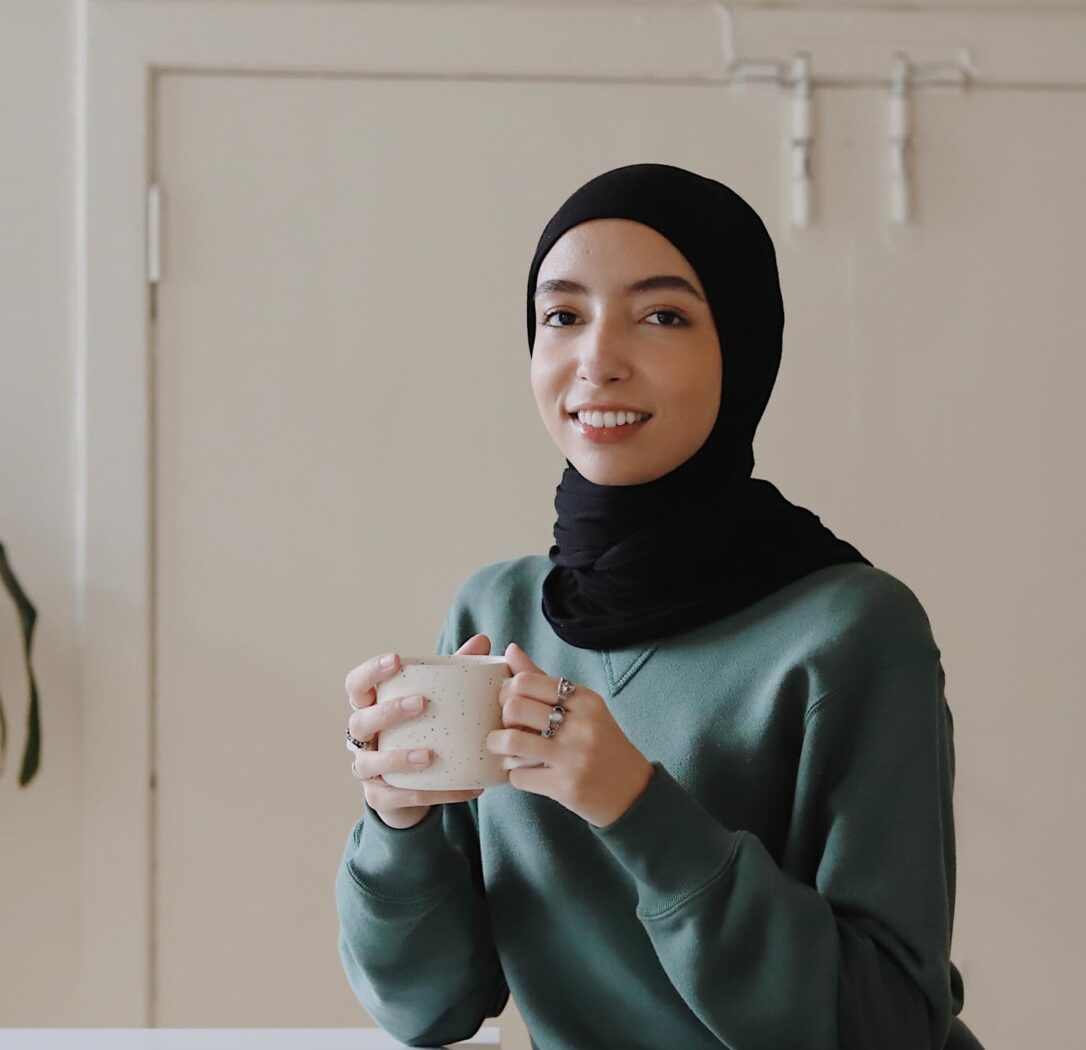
[346,633,492,829]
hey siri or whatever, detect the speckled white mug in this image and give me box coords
[375,655,539,790]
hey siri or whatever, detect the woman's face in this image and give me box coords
[530,218,722,486]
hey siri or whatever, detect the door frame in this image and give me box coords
[76,0,1086,1023]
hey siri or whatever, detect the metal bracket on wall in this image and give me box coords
[889,53,972,225]
[727,50,971,228]
[147,182,162,320]
[147,182,161,286]
[729,52,814,228]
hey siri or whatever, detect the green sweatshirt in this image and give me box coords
[335,555,984,1050]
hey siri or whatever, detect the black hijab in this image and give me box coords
[526,163,872,650]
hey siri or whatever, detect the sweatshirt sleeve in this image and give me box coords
[588,647,963,1050]
[333,614,509,1047]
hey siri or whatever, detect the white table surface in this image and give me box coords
[0,1030,501,1049]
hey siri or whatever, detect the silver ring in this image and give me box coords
[542,678,575,738]
[349,733,376,781]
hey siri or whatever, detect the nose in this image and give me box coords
[575,318,633,386]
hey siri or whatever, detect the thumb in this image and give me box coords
[504,641,539,673]
[455,633,491,656]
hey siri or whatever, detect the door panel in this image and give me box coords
[153,72,785,1028]
[155,68,1084,1044]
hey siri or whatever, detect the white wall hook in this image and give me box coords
[727,51,815,228]
[889,52,911,225]
[790,52,814,229]
[888,52,972,225]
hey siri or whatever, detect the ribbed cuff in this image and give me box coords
[342,802,456,903]
[588,761,745,918]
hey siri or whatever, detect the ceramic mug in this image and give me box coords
[374,655,541,790]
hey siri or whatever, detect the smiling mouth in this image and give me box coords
[567,412,653,437]
[566,412,653,424]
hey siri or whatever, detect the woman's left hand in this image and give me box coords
[485,642,655,828]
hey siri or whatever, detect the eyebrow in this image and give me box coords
[533,274,705,303]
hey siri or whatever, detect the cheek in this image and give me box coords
[663,356,721,441]
[691,351,723,416]
[707,360,723,415]
[530,357,565,413]
[528,366,547,416]
[529,353,550,397]
[657,353,720,413]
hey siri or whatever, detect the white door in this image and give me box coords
[152,71,790,1036]
[151,46,1085,1050]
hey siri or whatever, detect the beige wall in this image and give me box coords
[2,0,1085,1037]
[0,0,80,1026]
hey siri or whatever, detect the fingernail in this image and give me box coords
[380,654,395,668]
[402,695,423,711]
[408,749,431,763]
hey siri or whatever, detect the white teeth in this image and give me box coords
[575,410,648,428]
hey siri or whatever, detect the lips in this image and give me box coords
[567,411,652,422]
[568,413,651,442]
[567,408,651,418]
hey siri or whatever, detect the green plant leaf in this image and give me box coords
[0,540,41,786]
[0,682,6,778]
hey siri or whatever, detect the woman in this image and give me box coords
[336,163,984,1050]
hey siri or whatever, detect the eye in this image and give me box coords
[540,308,578,327]
[646,309,688,327]
[539,307,689,328]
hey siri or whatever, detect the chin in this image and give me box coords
[571,461,654,486]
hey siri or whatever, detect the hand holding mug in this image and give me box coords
[345,634,493,829]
